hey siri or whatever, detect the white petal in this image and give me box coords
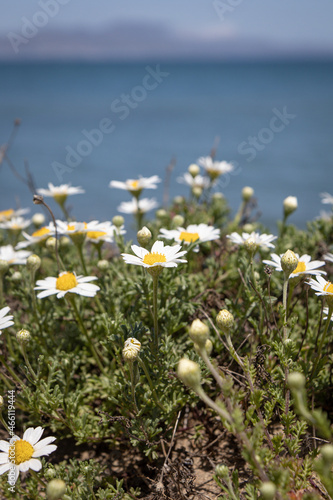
[33,444,57,457]
[0,463,11,475]
[24,426,44,446]
[25,458,42,471]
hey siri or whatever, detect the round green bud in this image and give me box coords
[46,237,57,252]
[112,215,125,228]
[44,468,57,480]
[173,196,184,205]
[283,196,298,217]
[215,464,229,479]
[156,209,167,219]
[177,358,201,390]
[243,223,255,233]
[242,186,254,202]
[212,192,224,201]
[281,250,298,276]
[320,444,333,463]
[216,309,235,332]
[46,478,67,500]
[172,214,185,228]
[0,259,9,275]
[11,271,22,283]
[188,163,200,177]
[288,372,305,391]
[27,254,41,272]
[192,186,203,198]
[16,329,31,343]
[137,226,152,247]
[59,236,70,248]
[244,236,258,255]
[189,319,209,348]
[97,259,109,271]
[32,213,45,227]
[259,481,276,500]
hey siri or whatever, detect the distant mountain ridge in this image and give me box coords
[1,21,333,61]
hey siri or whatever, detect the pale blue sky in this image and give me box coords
[1,0,333,48]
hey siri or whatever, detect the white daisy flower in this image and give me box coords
[320,192,333,205]
[307,276,333,298]
[0,245,32,265]
[35,271,100,299]
[0,306,14,335]
[159,223,220,251]
[177,173,210,190]
[323,252,333,263]
[263,253,326,279]
[36,183,85,204]
[227,231,277,250]
[0,217,31,231]
[110,175,161,195]
[86,222,126,244]
[0,426,57,484]
[122,240,187,276]
[15,225,56,249]
[0,208,30,223]
[118,198,159,215]
[55,220,100,236]
[197,156,234,180]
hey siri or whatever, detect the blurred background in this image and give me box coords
[1,0,333,231]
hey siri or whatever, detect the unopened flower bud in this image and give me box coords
[242,186,254,202]
[320,444,333,463]
[59,236,70,248]
[44,468,57,480]
[11,271,22,283]
[216,309,235,332]
[112,215,125,228]
[27,254,41,272]
[32,213,45,227]
[281,250,298,276]
[156,209,167,220]
[194,338,213,357]
[46,478,67,500]
[16,328,31,343]
[177,358,201,390]
[243,223,255,233]
[172,215,185,228]
[244,237,258,255]
[283,196,298,217]
[188,163,200,177]
[212,192,224,201]
[189,319,209,348]
[259,481,276,500]
[288,372,305,391]
[192,186,203,199]
[46,237,57,252]
[122,337,141,361]
[0,260,9,275]
[137,226,152,247]
[0,395,4,409]
[173,196,184,205]
[97,259,109,271]
[215,464,229,479]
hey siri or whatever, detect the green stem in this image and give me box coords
[30,469,47,487]
[282,273,290,415]
[310,304,333,380]
[137,357,166,411]
[76,244,88,275]
[20,344,37,381]
[69,297,106,374]
[0,354,26,387]
[0,275,4,307]
[128,361,138,413]
[152,274,159,354]
[198,347,224,390]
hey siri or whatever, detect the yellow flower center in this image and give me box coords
[67,222,87,232]
[9,439,34,465]
[32,227,50,238]
[143,252,167,266]
[129,180,140,190]
[292,261,306,274]
[56,272,78,291]
[87,231,107,240]
[0,209,14,221]
[324,281,333,294]
[179,231,199,243]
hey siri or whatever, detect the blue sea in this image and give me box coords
[0,61,333,233]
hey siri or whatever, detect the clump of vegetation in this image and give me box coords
[0,139,333,499]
